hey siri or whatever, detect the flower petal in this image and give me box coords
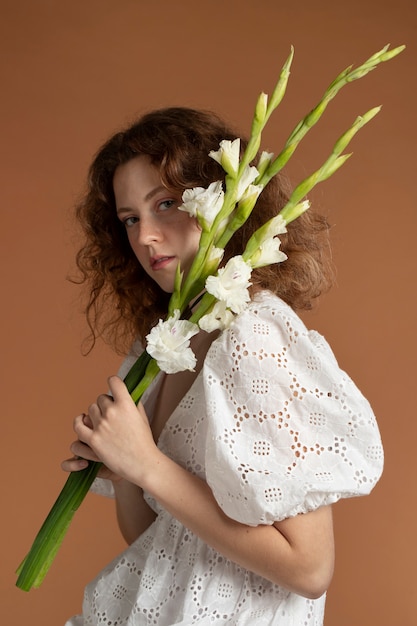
[199,301,235,332]
[236,165,259,201]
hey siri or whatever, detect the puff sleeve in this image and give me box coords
[203,292,383,526]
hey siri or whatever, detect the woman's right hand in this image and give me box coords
[61,413,123,483]
[62,411,158,544]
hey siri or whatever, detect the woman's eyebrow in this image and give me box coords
[144,185,168,201]
[116,186,169,215]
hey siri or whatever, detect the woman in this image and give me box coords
[63,107,383,625]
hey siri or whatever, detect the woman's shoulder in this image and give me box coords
[223,290,321,352]
[239,290,306,329]
[207,289,343,381]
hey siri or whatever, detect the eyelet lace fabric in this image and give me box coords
[67,292,383,626]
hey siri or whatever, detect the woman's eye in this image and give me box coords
[123,216,139,228]
[159,199,177,211]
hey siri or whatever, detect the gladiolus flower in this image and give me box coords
[199,300,235,332]
[146,310,199,374]
[179,181,224,230]
[250,236,288,268]
[209,138,240,176]
[236,165,259,201]
[205,256,252,314]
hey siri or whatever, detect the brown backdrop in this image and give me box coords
[1,1,416,624]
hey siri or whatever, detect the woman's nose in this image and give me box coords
[137,216,162,245]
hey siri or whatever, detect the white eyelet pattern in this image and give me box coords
[69,292,383,625]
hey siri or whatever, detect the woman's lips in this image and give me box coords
[150,256,174,270]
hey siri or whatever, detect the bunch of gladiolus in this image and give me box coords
[16,43,404,591]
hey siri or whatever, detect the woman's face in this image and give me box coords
[113,155,201,293]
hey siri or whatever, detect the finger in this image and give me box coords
[70,440,101,462]
[96,392,114,411]
[74,412,96,443]
[61,456,89,472]
[73,413,92,433]
[107,375,130,402]
[82,413,93,429]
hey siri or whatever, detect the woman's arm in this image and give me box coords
[112,479,157,543]
[74,375,335,598]
[139,452,334,598]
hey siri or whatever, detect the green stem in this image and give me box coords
[129,358,161,404]
[258,44,405,187]
[238,47,294,173]
[16,462,101,590]
[279,107,380,223]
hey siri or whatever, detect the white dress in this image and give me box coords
[65,292,383,625]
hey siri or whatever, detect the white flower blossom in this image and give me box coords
[198,300,235,333]
[209,138,240,176]
[179,181,224,230]
[238,183,263,206]
[250,236,288,268]
[282,198,311,223]
[146,310,199,374]
[207,245,224,266]
[236,165,259,201]
[263,214,288,239]
[205,255,252,314]
[256,150,274,177]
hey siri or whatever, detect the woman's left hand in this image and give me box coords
[73,375,161,486]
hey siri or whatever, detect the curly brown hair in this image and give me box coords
[73,107,334,353]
